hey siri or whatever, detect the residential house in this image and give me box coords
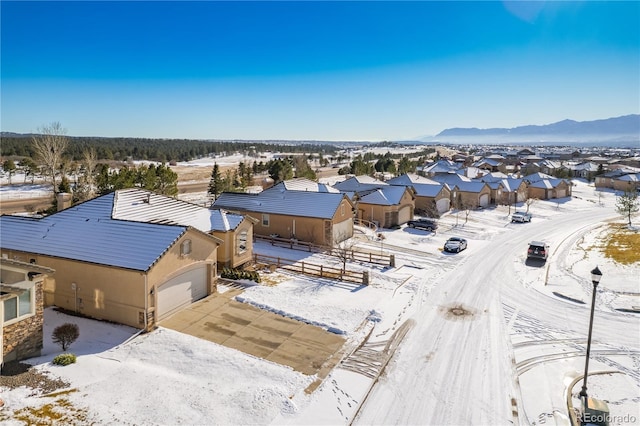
[478,172,521,205]
[537,159,562,176]
[386,173,451,216]
[570,162,600,181]
[212,190,354,246]
[473,157,504,173]
[595,168,640,191]
[110,189,256,269]
[1,258,54,365]
[419,160,460,177]
[333,176,416,228]
[450,181,492,209]
[0,193,223,329]
[522,172,572,199]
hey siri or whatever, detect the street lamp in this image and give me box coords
[579,266,603,399]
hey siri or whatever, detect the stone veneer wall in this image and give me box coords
[2,281,44,363]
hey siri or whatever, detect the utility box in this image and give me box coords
[582,397,610,426]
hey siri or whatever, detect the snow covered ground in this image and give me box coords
[0,179,638,425]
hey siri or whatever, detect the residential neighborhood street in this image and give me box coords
[354,207,627,425]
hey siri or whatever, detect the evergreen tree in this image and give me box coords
[208,163,223,200]
[615,188,639,226]
[2,159,16,184]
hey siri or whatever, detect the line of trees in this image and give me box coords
[1,134,340,163]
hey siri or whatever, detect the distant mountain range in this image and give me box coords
[420,114,640,146]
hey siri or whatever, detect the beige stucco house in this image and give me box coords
[212,189,355,246]
[1,192,224,330]
[523,173,572,199]
[333,176,416,228]
[387,173,451,216]
[1,259,54,365]
[111,189,256,269]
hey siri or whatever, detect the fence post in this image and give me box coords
[362,271,369,285]
[320,265,323,278]
[389,254,395,267]
[301,262,304,274]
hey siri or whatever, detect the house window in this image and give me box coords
[3,286,34,324]
[181,239,192,256]
[262,214,270,227]
[237,231,248,254]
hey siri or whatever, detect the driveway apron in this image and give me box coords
[159,288,346,376]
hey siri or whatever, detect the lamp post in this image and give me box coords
[579,266,603,400]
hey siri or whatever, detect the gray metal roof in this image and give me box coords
[386,174,446,197]
[357,186,410,205]
[212,191,347,219]
[264,178,340,193]
[112,189,244,232]
[332,176,388,192]
[0,193,187,271]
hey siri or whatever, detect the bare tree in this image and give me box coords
[82,147,98,196]
[75,148,98,202]
[524,197,538,213]
[31,122,68,193]
[332,231,357,274]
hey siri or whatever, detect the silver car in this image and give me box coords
[444,237,468,253]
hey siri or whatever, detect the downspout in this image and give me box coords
[144,274,148,331]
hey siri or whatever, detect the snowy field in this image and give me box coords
[0,179,638,425]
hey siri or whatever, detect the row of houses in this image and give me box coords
[0,162,610,364]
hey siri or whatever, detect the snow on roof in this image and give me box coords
[386,173,440,186]
[332,176,388,192]
[451,181,488,193]
[357,186,410,206]
[430,172,472,186]
[386,174,446,197]
[263,178,340,193]
[212,191,347,219]
[522,172,554,182]
[479,172,509,183]
[112,189,244,232]
[0,193,186,271]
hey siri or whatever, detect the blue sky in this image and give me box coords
[2,1,638,141]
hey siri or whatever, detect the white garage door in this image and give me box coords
[332,218,353,244]
[157,267,207,320]
[398,206,412,225]
[556,189,566,198]
[479,194,490,208]
[436,198,450,213]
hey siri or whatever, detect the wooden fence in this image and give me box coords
[252,253,369,285]
[255,235,394,267]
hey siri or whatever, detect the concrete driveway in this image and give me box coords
[159,288,346,377]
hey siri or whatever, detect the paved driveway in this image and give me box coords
[159,288,346,377]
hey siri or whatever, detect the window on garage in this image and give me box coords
[3,285,34,324]
[237,230,248,254]
[262,214,270,227]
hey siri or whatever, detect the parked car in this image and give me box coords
[406,218,438,231]
[444,237,467,253]
[527,241,549,260]
[511,212,532,223]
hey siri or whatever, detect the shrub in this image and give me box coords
[221,267,260,283]
[53,353,77,366]
[52,323,80,351]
